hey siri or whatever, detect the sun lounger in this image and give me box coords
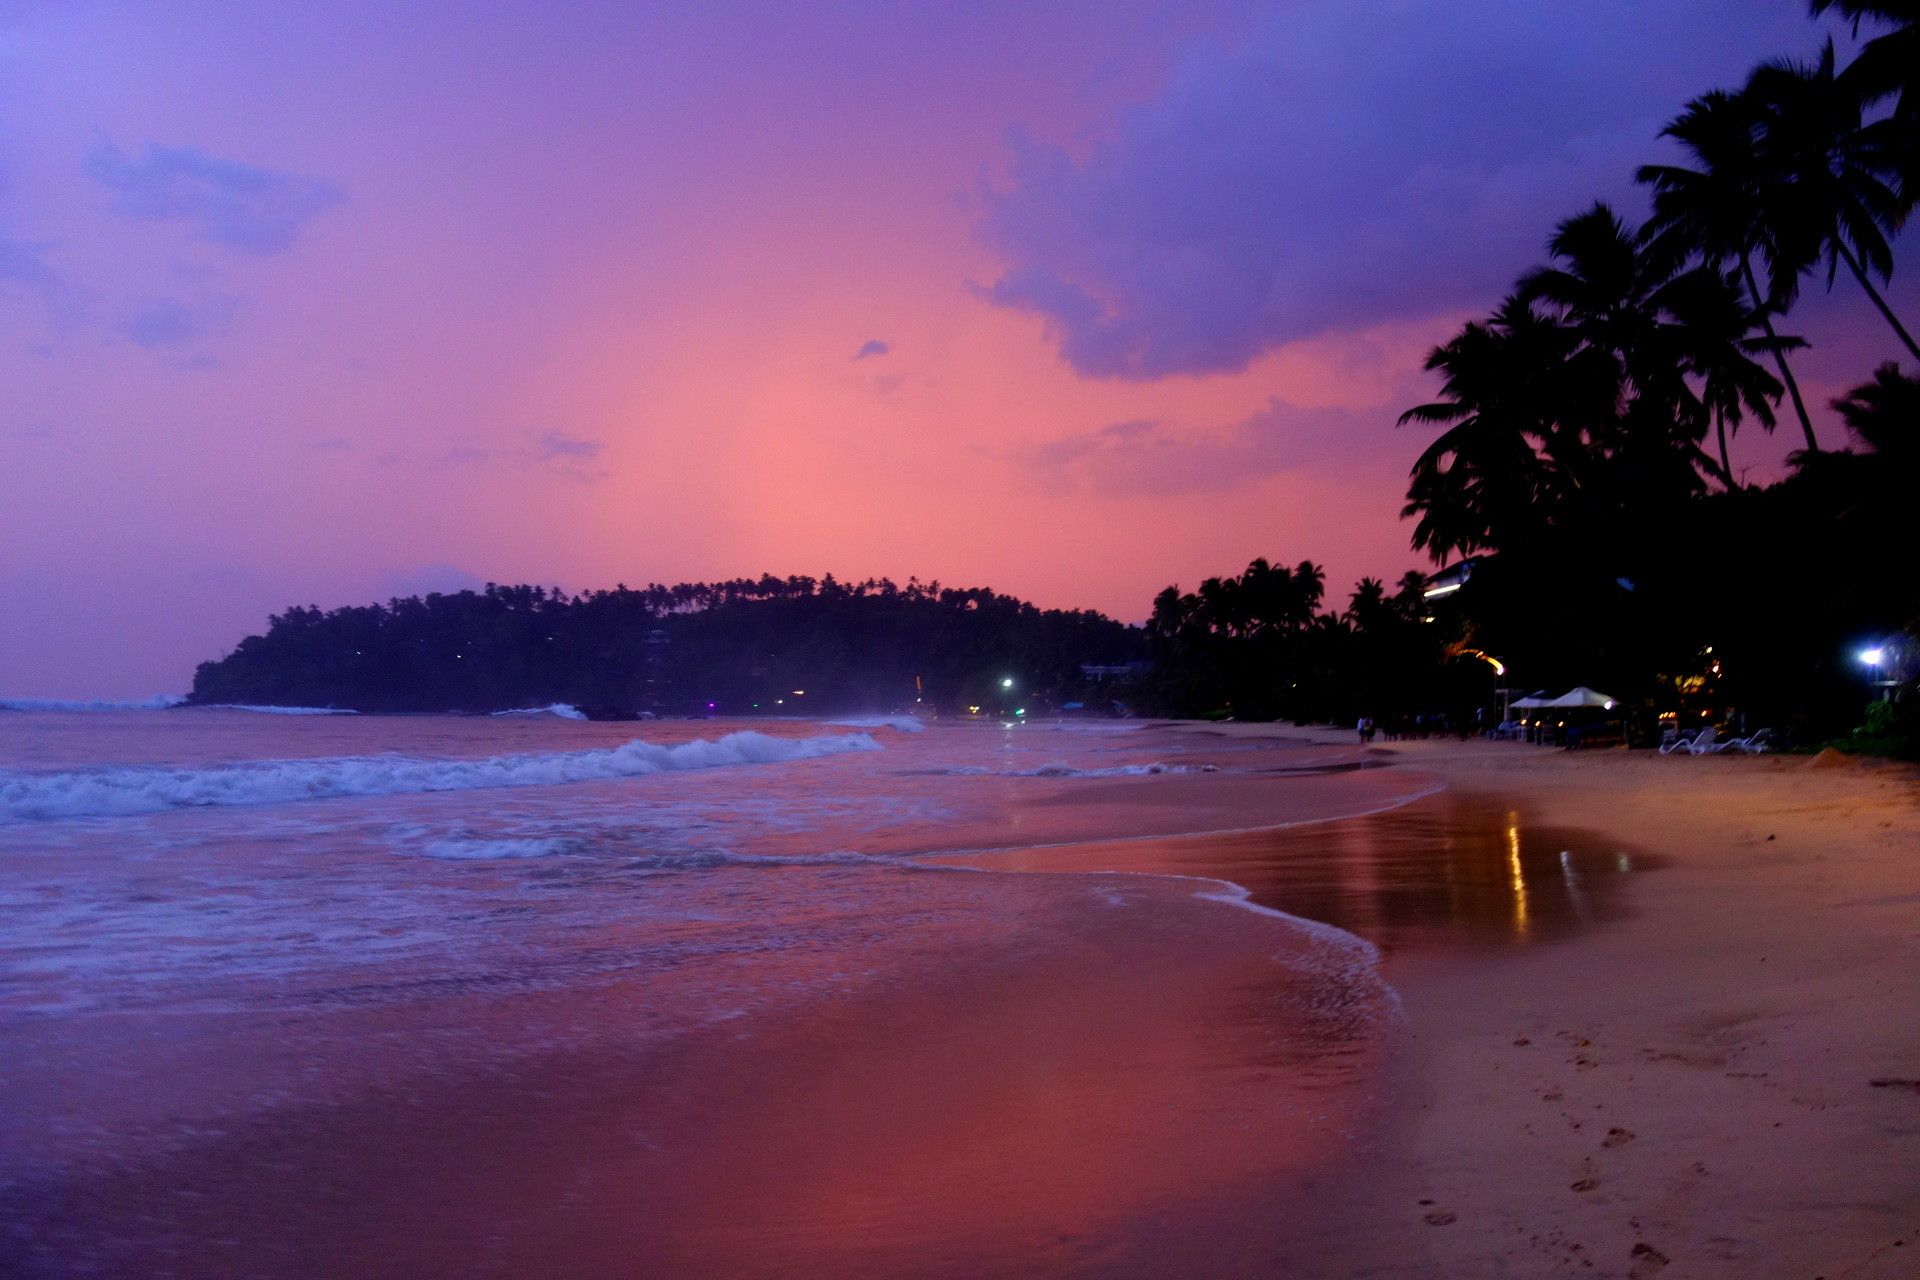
[1660,727,1714,755]
[1721,727,1775,754]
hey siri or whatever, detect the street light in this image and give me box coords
[1001,677,1015,689]
[1859,646,1899,700]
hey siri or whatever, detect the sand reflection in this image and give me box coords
[937,791,1656,954]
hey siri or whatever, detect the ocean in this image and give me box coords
[0,707,1629,1277]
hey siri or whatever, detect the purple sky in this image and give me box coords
[0,0,1911,697]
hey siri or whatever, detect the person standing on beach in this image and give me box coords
[1357,716,1375,744]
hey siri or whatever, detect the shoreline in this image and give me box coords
[5,717,1914,1277]
[1179,724,1920,1279]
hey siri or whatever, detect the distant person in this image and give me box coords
[1357,716,1375,745]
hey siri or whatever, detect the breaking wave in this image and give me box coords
[826,716,927,732]
[194,704,359,716]
[0,731,883,825]
[491,704,588,720]
[0,695,185,712]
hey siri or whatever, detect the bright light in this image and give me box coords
[1860,647,1886,667]
[792,690,805,695]
[1014,708,1026,716]
[1001,677,1015,688]
[1422,582,1462,600]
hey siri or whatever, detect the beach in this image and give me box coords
[1192,726,1920,1279]
[1,711,1915,1277]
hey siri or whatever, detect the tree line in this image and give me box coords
[1147,3,1919,747]
[188,577,1145,717]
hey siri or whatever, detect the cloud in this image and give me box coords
[119,294,237,349]
[531,431,603,461]
[978,0,1824,380]
[411,431,608,480]
[853,339,891,360]
[1019,398,1376,496]
[86,140,344,254]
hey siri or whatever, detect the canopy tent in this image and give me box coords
[1543,686,1618,709]
[1511,687,1619,710]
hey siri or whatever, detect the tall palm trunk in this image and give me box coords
[1717,411,1733,484]
[1832,240,1920,364]
[1741,255,1820,450]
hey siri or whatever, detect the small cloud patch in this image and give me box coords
[532,432,603,461]
[1019,399,1371,497]
[86,140,344,255]
[853,339,891,360]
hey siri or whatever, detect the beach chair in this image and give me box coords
[1659,727,1710,755]
[1723,727,1775,754]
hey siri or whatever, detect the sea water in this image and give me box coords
[0,708,1446,1278]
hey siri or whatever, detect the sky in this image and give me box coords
[0,0,1913,697]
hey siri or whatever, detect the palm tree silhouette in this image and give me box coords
[1831,361,1920,461]
[1640,89,1823,450]
[1749,44,1920,364]
[1661,265,1785,481]
[1810,3,1918,121]
[1402,206,1780,556]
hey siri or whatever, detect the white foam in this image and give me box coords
[1013,762,1201,777]
[422,837,577,859]
[0,731,884,825]
[0,695,185,712]
[491,704,588,720]
[826,716,927,732]
[196,704,359,715]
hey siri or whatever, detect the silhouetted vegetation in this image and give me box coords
[190,577,1143,717]
[1149,5,1920,746]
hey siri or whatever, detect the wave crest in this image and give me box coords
[0,731,883,825]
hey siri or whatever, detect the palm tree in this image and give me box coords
[1749,44,1920,363]
[1399,296,1576,560]
[1640,90,1823,449]
[1831,361,1920,461]
[1661,265,1785,481]
[1403,205,1781,555]
[1811,3,1918,121]
[1519,204,1765,490]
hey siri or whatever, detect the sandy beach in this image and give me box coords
[1192,726,1920,1279]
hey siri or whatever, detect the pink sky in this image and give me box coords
[0,0,1909,697]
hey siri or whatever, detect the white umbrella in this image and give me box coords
[1509,691,1553,709]
[1541,686,1618,709]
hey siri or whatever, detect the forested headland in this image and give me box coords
[188,577,1145,718]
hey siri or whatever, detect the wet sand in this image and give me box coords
[1183,726,1920,1280]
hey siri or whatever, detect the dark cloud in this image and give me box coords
[1020,398,1376,496]
[853,339,891,360]
[86,140,344,255]
[979,1,1828,380]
